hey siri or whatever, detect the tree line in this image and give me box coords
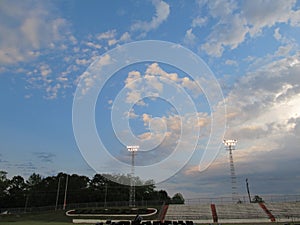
[0,171,184,209]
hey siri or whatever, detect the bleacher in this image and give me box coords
[216,203,267,219]
[164,204,212,223]
[265,202,300,221]
[73,202,300,224]
[164,203,271,223]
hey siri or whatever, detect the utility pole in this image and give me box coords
[246,178,252,203]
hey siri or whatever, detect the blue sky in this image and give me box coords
[1,0,300,199]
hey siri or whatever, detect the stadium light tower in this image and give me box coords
[127,145,139,207]
[223,139,239,203]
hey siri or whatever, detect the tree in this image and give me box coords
[0,171,173,208]
[7,176,26,207]
[0,171,8,196]
[171,193,185,204]
[26,173,42,188]
[0,171,9,209]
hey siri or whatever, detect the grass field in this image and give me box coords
[1,222,71,225]
[0,206,161,225]
[0,210,73,224]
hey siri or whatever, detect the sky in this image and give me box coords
[1,0,300,199]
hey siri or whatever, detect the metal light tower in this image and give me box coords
[223,139,239,202]
[127,145,139,207]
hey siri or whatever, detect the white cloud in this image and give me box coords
[275,44,293,57]
[290,9,300,26]
[124,108,139,119]
[108,39,117,46]
[124,70,142,89]
[75,58,90,65]
[192,17,207,27]
[96,30,116,40]
[69,35,77,45]
[118,63,213,169]
[165,53,300,198]
[225,59,238,66]
[183,28,196,46]
[223,52,300,160]
[124,63,203,105]
[0,1,70,64]
[242,0,296,36]
[45,83,61,99]
[96,30,130,47]
[183,51,300,170]
[131,0,170,32]
[129,111,211,167]
[201,14,248,57]
[199,0,300,57]
[85,42,102,49]
[120,32,131,42]
[77,54,112,96]
[207,0,237,18]
[273,27,282,40]
[40,64,52,77]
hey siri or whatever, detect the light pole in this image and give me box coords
[104,183,108,207]
[127,145,139,207]
[63,175,69,210]
[55,177,61,210]
[223,139,239,203]
[24,194,29,213]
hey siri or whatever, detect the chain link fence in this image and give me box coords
[1,200,165,214]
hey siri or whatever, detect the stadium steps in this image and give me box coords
[164,203,300,223]
[259,203,276,222]
[215,203,267,220]
[164,204,213,222]
[265,202,300,221]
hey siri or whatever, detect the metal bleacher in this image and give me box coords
[216,203,267,219]
[164,203,271,223]
[265,202,300,221]
[164,204,213,223]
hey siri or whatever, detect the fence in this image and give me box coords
[1,200,165,215]
[2,194,300,215]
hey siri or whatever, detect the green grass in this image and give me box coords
[0,210,73,224]
[0,220,72,224]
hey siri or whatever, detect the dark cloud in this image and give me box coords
[14,162,37,170]
[0,153,8,163]
[34,152,56,163]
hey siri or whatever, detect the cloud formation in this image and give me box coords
[0,0,70,64]
[124,63,202,105]
[34,152,56,163]
[131,0,170,32]
[199,0,300,57]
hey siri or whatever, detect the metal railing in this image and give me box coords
[1,200,165,214]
